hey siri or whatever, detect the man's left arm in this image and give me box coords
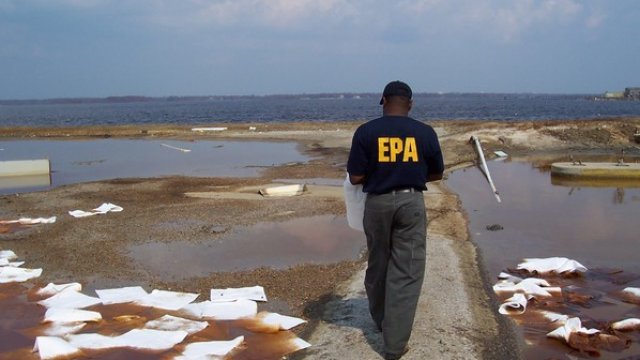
[425,130,444,183]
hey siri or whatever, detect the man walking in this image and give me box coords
[347,81,444,359]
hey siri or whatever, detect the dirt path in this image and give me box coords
[1,118,639,359]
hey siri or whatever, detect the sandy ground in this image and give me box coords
[1,117,640,359]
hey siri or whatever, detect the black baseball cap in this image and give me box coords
[380,80,412,105]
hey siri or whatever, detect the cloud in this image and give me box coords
[452,0,585,42]
[145,0,358,30]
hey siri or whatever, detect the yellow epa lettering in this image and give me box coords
[378,137,418,162]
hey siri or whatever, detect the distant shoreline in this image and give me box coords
[0,92,604,106]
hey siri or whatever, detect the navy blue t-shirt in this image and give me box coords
[347,115,444,194]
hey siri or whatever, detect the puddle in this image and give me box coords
[0,283,311,360]
[447,159,640,359]
[129,215,364,280]
[447,160,640,277]
[0,139,309,194]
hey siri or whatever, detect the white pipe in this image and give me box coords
[0,159,50,177]
[161,143,192,153]
[470,136,501,203]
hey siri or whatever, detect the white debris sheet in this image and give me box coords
[0,217,57,225]
[1,249,313,360]
[68,202,123,218]
[547,317,600,343]
[622,287,640,298]
[211,285,267,302]
[174,336,245,360]
[38,289,102,309]
[38,322,87,337]
[251,312,308,331]
[494,257,640,357]
[611,318,640,331]
[36,282,83,297]
[540,311,569,324]
[66,329,189,350]
[0,266,43,284]
[135,289,199,311]
[517,257,588,274]
[0,250,17,261]
[43,308,102,323]
[95,287,199,310]
[144,315,208,334]
[95,286,148,305]
[34,336,82,360]
[498,293,531,315]
[180,299,258,320]
[493,277,561,298]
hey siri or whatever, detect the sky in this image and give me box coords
[1,0,639,99]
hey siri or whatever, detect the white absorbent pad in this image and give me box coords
[134,289,199,311]
[498,293,531,315]
[291,337,312,351]
[493,277,561,298]
[0,250,17,261]
[34,336,82,360]
[36,283,83,297]
[144,315,208,335]
[95,286,149,305]
[622,287,640,298]
[257,312,307,330]
[68,203,123,218]
[39,322,87,337]
[180,299,258,320]
[517,257,587,274]
[95,287,198,310]
[44,308,102,323]
[540,311,569,324]
[0,250,18,267]
[211,285,267,302]
[611,318,640,331]
[38,289,102,309]
[174,336,245,359]
[547,317,600,343]
[0,266,43,284]
[245,312,307,332]
[66,329,189,351]
[497,272,523,283]
[0,217,57,225]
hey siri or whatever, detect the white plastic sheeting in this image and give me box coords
[1,249,311,360]
[68,203,123,218]
[174,336,245,360]
[547,317,600,343]
[211,285,267,302]
[517,257,587,274]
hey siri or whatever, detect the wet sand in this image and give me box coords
[1,117,640,359]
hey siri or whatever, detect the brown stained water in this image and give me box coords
[129,215,364,280]
[447,159,640,359]
[0,283,312,360]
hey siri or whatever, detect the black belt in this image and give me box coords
[386,188,422,194]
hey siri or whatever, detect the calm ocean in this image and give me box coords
[1,93,640,127]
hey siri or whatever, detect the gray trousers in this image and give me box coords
[363,191,426,355]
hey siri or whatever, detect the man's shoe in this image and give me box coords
[384,347,409,360]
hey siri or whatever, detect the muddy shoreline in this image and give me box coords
[2,117,640,359]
